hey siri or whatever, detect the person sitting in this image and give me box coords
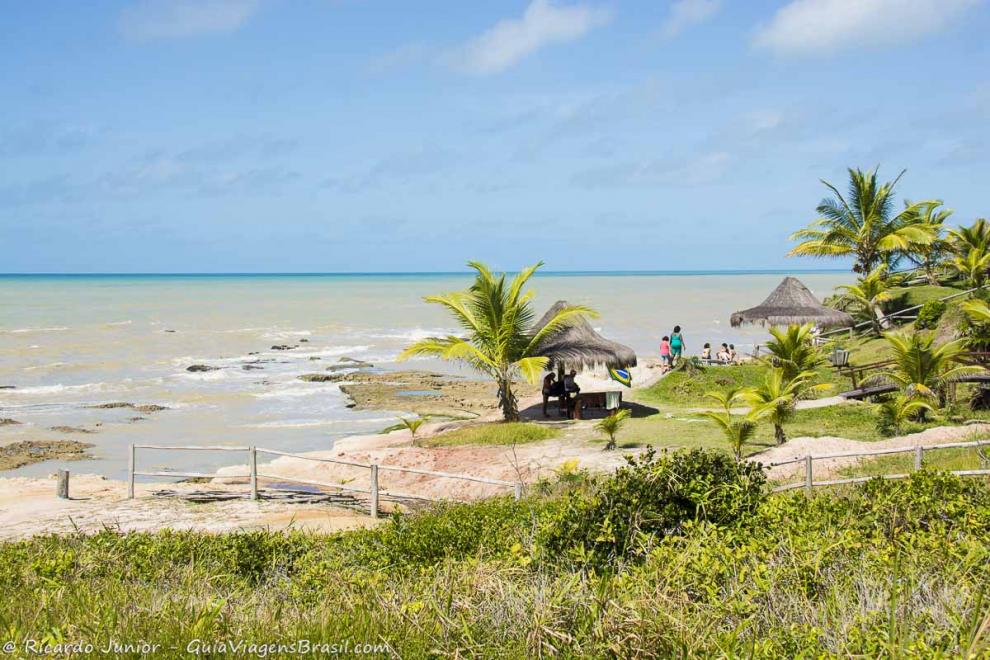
[701,343,712,362]
[717,343,731,363]
[542,372,557,417]
[563,369,581,417]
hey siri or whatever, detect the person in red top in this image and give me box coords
[659,336,672,372]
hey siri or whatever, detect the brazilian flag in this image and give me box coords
[608,367,632,388]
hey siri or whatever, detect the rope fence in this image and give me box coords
[128,444,521,518]
[768,438,990,492]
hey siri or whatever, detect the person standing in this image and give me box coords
[659,336,672,372]
[542,372,557,417]
[670,325,685,366]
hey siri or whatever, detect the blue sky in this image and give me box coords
[2,0,988,273]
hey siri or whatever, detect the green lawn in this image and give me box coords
[888,284,964,311]
[423,421,560,447]
[635,364,769,408]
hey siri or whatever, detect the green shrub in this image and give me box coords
[539,448,767,566]
[915,300,947,329]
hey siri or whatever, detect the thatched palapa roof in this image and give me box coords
[531,300,637,370]
[730,277,853,329]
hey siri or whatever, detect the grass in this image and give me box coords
[636,363,768,408]
[2,465,990,656]
[888,284,964,311]
[423,421,559,447]
[837,442,990,480]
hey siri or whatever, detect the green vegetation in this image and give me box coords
[422,421,559,447]
[400,417,425,444]
[399,261,593,420]
[700,387,764,461]
[4,452,990,656]
[594,408,630,450]
[788,167,936,274]
[638,363,768,407]
[838,443,989,479]
[915,299,947,329]
[838,265,901,334]
[888,284,962,311]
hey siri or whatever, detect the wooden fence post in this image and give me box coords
[805,455,813,491]
[249,446,258,500]
[514,483,522,500]
[914,445,924,471]
[128,444,135,499]
[370,464,379,519]
[57,469,69,499]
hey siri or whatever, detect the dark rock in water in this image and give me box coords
[134,404,169,413]
[50,425,97,434]
[271,344,298,351]
[248,351,260,356]
[187,364,220,372]
[128,416,146,423]
[88,402,134,409]
[0,385,15,390]
[0,418,21,426]
[309,357,321,361]
[327,357,373,371]
[299,338,309,343]
[243,364,264,371]
[298,373,340,383]
[164,329,176,333]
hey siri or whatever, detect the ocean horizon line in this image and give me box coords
[0,268,849,278]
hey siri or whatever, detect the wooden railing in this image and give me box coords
[768,438,990,492]
[128,444,521,518]
[817,282,990,341]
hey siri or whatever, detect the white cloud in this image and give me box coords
[452,0,611,75]
[119,0,261,41]
[753,0,983,56]
[658,0,721,41]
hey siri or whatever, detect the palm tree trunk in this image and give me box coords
[774,422,786,445]
[497,375,518,421]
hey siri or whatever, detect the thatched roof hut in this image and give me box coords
[730,277,853,329]
[531,301,637,370]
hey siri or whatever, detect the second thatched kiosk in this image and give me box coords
[730,276,853,329]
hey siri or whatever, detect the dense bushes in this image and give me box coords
[540,448,767,565]
[2,458,990,656]
[916,299,947,329]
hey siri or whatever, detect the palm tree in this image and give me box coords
[743,368,811,445]
[595,408,630,451]
[788,167,936,274]
[836,266,902,335]
[762,323,825,380]
[399,261,594,421]
[401,417,425,445]
[902,201,951,285]
[948,246,990,289]
[877,396,934,436]
[863,331,983,413]
[948,218,990,256]
[701,387,767,461]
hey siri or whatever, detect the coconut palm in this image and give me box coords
[948,246,990,289]
[743,368,812,445]
[902,201,952,286]
[863,331,983,413]
[401,417,425,445]
[877,396,934,436]
[399,261,594,421]
[788,167,936,274]
[701,387,767,461]
[836,266,902,335]
[596,408,630,451]
[762,323,825,380]
[948,218,990,256]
